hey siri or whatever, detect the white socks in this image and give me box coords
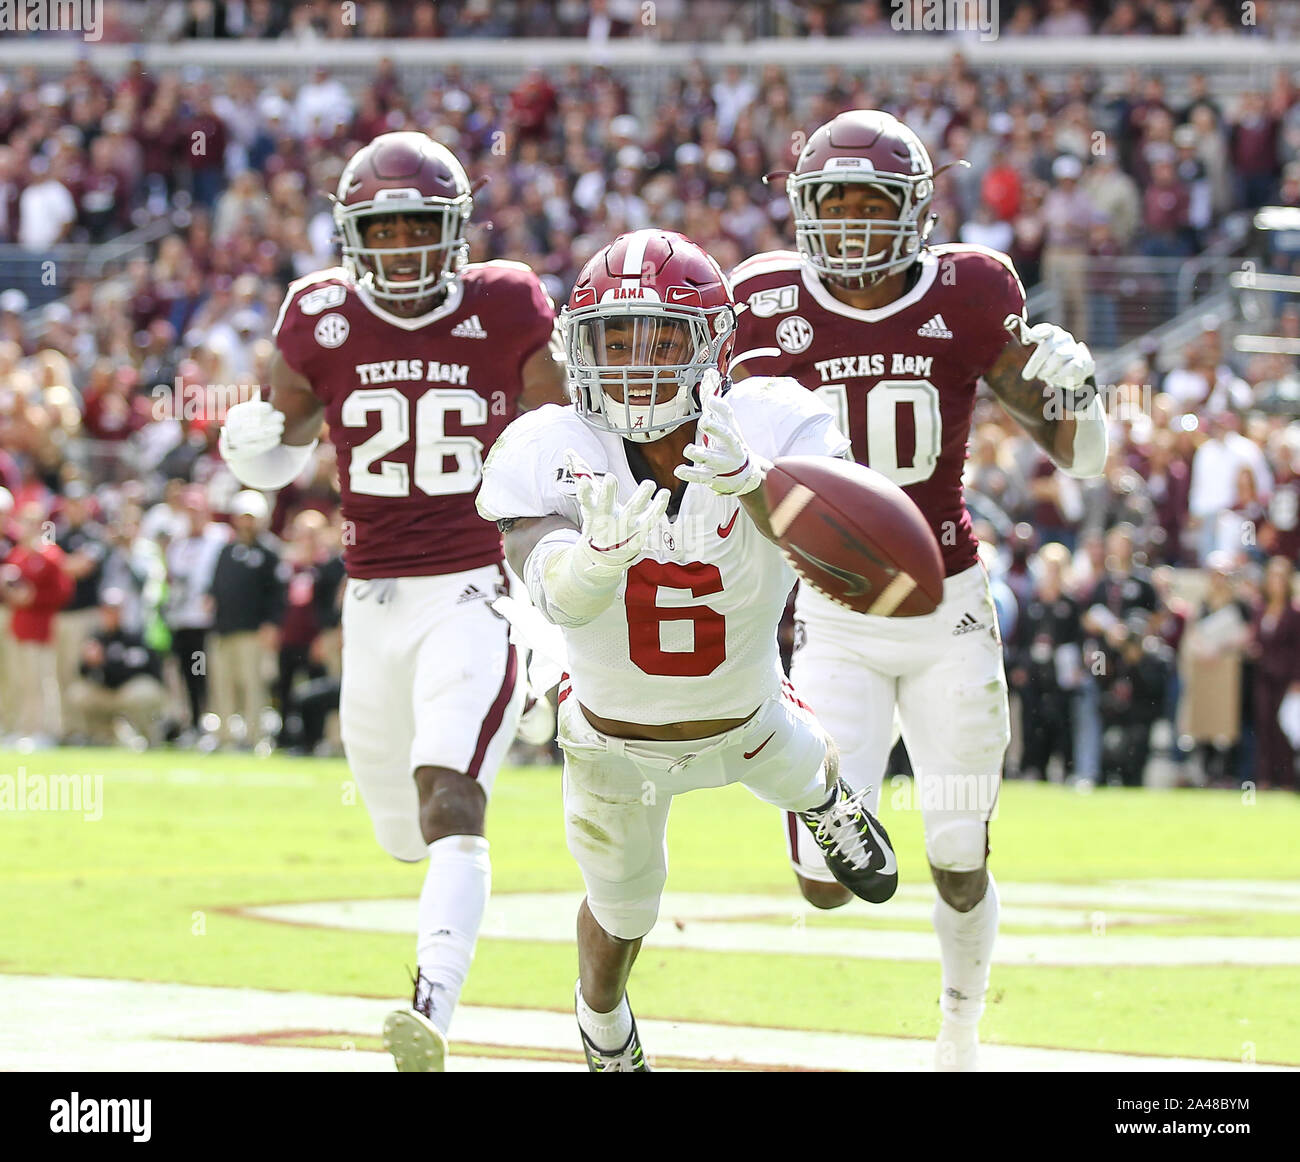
[575,981,633,1051]
[416,835,491,1035]
[932,871,1000,1026]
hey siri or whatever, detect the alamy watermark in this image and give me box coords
[0,767,103,821]
[890,0,999,41]
[0,0,103,41]
[150,377,257,424]
[1045,381,1155,426]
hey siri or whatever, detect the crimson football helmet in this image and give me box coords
[563,230,737,442]
[334,132,471,304]
[787,110,936,286]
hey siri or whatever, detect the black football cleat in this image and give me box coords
[576,1001,651,1072]
[798,778,899,903]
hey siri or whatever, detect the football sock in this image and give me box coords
[802,782,839,816]
[575,981,634,1052]
[416,834,491,1036]
[932,871,999,1026]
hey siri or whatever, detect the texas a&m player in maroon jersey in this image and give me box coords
[730,110,1107,1071]
[219,132,565,1072]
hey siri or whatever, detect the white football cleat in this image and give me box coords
[935,1019,979,1072]
[383,1008,447,1072]
[384,972,448,1071]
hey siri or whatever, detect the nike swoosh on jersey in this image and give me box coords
[717,508,740,538]
[743,732,776,760]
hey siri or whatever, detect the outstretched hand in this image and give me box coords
[674,372,770,496]
[567,451,670,571]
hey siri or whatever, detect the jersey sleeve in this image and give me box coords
[727,376,852,463]
[518,270,560,380]
[476,405,590,526]
[970,248,1028,375]
[490,261,560,382]
[271,272,349,386]
[728,259,801,378]
[272,287,314,380]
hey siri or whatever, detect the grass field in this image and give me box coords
[2,746,1298,1070]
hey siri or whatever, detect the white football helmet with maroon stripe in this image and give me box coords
[562,230,738,443]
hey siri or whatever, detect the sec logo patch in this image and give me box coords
[314,313,350,348]
[775,315,813,354]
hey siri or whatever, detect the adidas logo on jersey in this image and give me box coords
[917,313,953,339]
[457,584,487,605]
[450,314,488,339]
[952,611,987,636]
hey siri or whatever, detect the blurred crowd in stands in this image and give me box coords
[6,42,1300,288]
[47,1,1300,44]
[0,47,1297,786]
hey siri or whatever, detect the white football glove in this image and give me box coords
[567,451,670,572]
[674,371,770,496]
[219,397,286,460]
[1005,316,1094,392]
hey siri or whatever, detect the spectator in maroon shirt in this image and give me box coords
[509,69,558,144]
[275,509,328,748]
[137,85,183,195]
[1249,556,1300,789]
[370,58,403,112]
[0,145,22,244]
[1260,451,1300,564]
[116,57,156,109]
[82,363,149,442]
[125,255,163,332]
[351,88,391,144]
[182,85,229,209]
[1145,429,1192,565]
[1140,157,1192,257]
[1123,75,1173,170]
[1231,92,1280,208]
[79,137,128,243]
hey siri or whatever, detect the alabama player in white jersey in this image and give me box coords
[219,133,566,1071]
[478,229,900,1071]
[730,111,1108,1070]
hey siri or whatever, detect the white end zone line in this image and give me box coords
[0,976,1291,1073]
[239,884,1300,967]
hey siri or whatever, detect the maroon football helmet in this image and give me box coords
[563,230,737,442]
[333,132,471,304]
[788,110,935,286]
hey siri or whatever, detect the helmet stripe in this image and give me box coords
[619,229,653,285]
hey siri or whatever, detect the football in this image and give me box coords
[763,456,946,617]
